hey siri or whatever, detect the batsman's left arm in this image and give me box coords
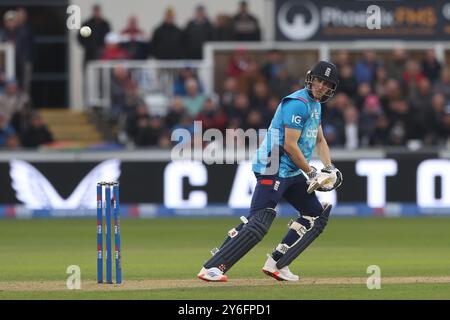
[315,125,332,167]
[314,125,343,191]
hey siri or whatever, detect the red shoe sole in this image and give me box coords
[262,269,286,281]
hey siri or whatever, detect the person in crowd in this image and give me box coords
[165,96,188,130]
[409,78,432,113]
[442,105,450,147]
[387,120,408,146]
[21,112,54,148]
[373,66,388,98]
[157,130,173,149]
[171,114,195,145]
[262,95,280,127]
[432,68,450,102]
[323,92,347,133]
[385,99,415,143]
[125,104,150,143]
[226,47,252,78]
[244,109,264,130]
[121,16,148,60]
[260,50,286,84]
[359,95,384,146]
[78,4,111,67]
[249,81,269,112]
[354,82,372,110]
[336,63,358,99]
[123,83,145,113]
[0,79,30,127]
[322,123,341,147]
[354,50,378,85]
[270,67,295,99]
[110,65,135,121]
[421,93,446,145]
[226,93,250,128]
[100,32,129,60]
[173,68,203,96]
[370,114,390,146]
[135,116,165,147]
[226,48,260,94]
[220,77,239,114]
[14,8,34,94]
[183,5,213,59]
[181,78,207,117]
[4,132,20,149]
[402,59,425,99]
[381,79,403,112]
[149,7,184,59]
[333,50,351,70]
[386,48,408,79]
[212,14,234,41]
[0,10,16,43]
[0,10,34,93]
[342,105,360,149]
[231,1,261,41]
[0,71,6,94]
[0,112,17,148]
[195,97,227,132]
[421,49,441,83]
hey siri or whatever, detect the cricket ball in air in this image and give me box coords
[80,26,92,37]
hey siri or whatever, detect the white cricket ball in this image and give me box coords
[80,26,92,37]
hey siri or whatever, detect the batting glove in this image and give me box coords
[319,163,343,191]
[306,166,317,181]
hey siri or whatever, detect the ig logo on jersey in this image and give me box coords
[291,115,302,124]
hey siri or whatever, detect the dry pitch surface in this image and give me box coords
[1,276,450,292]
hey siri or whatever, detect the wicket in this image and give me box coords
[97,182,122,284]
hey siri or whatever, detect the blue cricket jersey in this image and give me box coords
[252,88,321,178]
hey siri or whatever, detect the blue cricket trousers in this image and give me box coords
[249,172,323,218]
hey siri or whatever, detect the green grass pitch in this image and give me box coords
[0,216,449,299]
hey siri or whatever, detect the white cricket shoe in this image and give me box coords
[197,267,228,282]
[262,255,299,281]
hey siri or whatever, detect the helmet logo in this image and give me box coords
[325,67,331,77]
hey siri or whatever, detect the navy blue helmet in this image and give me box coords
[305,61,339,102]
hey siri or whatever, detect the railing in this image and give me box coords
[0,42,15,80]
[85,41,450,114]
[85,60,212,114]
[203,40,450,94]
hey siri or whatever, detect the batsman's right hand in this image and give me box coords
[306,166,317,180]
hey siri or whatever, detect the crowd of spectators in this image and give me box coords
[78,2,263,148]
[115,49,450,149]
[0,8,54,150]
[110,46,450,150]
[2,3,450,150]
[0,8,33,94]
[325,49,450,148]
[78,1,261,65]
[76,3,449,149]
[0,77,54,150]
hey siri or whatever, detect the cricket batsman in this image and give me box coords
[197,61,343,282]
